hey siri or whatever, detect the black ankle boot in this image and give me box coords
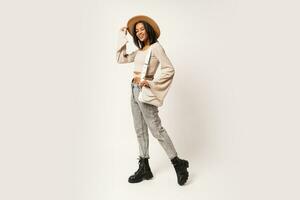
[171,156,189,185]
[128,157,153,183]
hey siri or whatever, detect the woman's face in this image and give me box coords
[135,22,148,43]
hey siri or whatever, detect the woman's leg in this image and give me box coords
[128,83,153,183]
[130,84,149,158]
[131,84,189,185]
[136,96,178,160]
[137,98,189,186]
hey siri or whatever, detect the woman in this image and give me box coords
[116,15,189,186]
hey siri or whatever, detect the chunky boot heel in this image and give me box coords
[128,157,154,183]
[144,172,153,180]
[171,156,190,186]
[184,160,189,168]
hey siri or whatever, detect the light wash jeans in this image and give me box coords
[130,82,178,159]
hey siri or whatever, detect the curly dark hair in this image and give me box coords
[132,21,158,49]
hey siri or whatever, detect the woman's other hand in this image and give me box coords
[139,80,150,88]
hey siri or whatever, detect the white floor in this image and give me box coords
[91,127,299,200]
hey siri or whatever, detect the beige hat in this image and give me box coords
[127,15,160,38]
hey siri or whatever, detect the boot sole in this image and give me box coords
[128,172,153,183]
[179,172,189,186]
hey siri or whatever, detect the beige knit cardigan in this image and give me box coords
[116,30,175,107]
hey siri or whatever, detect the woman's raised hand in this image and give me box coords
[120,26,128,35]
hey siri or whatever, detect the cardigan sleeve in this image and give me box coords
[116,30,138,64]
[148,43,175,100]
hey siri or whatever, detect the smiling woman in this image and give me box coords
[116,15,189,186]
[132,21,158,50]
[135,23,149,45]
[127,15,160,50]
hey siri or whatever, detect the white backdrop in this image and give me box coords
[0,0,300,200]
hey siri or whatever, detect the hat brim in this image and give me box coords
[127,15,160,38]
